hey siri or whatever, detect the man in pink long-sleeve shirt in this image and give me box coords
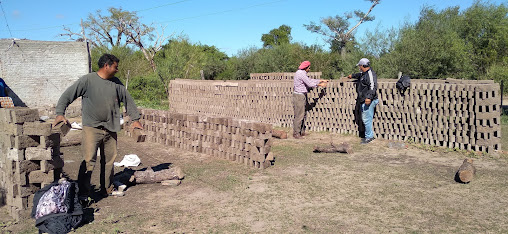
[293,61,328,139]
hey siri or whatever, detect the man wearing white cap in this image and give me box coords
[293,61,328,139]
[347,58,379,144]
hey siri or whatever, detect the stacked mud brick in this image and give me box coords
[170,79,294,127]
[127,109,274,169]
[250,72,321,80]
[0,108,62,220]
[169,77,501,153]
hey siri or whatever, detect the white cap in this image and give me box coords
[356,58,370,66]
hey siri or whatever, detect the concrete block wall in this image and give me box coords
[250,72,322,80]
[0,39,88,115]
[0,107,63,220]
[169,78,501,153]
[127,109,275,169]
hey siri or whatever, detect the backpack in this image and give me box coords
[31,179,83,234]
[396,75,411,95]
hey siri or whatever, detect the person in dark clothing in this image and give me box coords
[0,78,8,97]
[347,58,379,144]
[53,54,143,201]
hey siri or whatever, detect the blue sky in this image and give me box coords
[0,0,505,56]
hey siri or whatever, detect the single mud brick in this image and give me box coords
[187,115,199,123]
[132,128,146,142]
[266,152,275,161]
[0,134,15,149]
[19,160,41,174]
[15,135,40,149]
[41,133,61,148]
[7,148,25,161]
[25,147,52,160]
[41,159,62,172]
[10,108,39,124]
[23,122,52,136]
[28,170,54,184]
[19,184,39,197]
[52,121,71,137]
[0,108,13,122]
[0,123,23,135]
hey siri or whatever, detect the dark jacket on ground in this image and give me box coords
[351,68,378,103]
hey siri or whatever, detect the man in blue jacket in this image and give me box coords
[348,58,379,144]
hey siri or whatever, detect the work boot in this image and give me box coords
[293,133,303,139]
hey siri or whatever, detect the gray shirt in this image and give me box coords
[56,72,140,132]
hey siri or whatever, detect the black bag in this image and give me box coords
[31,180,83,234]
[396,75,411,95]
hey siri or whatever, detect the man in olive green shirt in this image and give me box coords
[54,54,143,200]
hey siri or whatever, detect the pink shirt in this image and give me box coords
[293,70,320,93]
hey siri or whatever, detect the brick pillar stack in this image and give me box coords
[0,107,62,220]
[127,109,275,169]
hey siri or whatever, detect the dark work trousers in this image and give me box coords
[354,100,366,138]
[78,126,118,197]
[293,93,307,134]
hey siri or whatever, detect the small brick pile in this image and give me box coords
[169,77,501,153]
[126,109,275,169]
[250,72,322,80]
[0,107,62,220]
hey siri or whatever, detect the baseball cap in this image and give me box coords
[356,58,370,66]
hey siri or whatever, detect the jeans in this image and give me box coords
[361,99,379,139]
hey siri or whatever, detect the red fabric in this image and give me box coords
[0,97,14,108]
[298,61,311,70]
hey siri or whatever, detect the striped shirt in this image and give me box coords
[293,70,320,94]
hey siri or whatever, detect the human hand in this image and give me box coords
[347,74,352,79]
[365,98,371,105]
[52,115,68,127]
[131,120,143,130]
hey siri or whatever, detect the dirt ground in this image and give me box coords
[2,125,508,233]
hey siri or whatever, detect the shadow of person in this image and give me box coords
[306,88,327,111]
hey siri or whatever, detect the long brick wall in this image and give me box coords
[0,107,63,220]
[169,78,501,153]
[128,109,275,169]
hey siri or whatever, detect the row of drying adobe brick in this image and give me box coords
[168,79,501,152]
[128,109,275,169]
[0,107,62,220]
[250,72,322,80]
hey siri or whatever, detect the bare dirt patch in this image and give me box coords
[2,130,508,233]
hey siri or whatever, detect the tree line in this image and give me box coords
[63,1,508,109]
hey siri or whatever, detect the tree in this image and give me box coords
[261,25,292,48]
[61,7,170,75]
[304,0,380,57]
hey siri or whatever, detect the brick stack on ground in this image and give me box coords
[0,107,62,220]
[169,77,501,153]
[126,109,275,169]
